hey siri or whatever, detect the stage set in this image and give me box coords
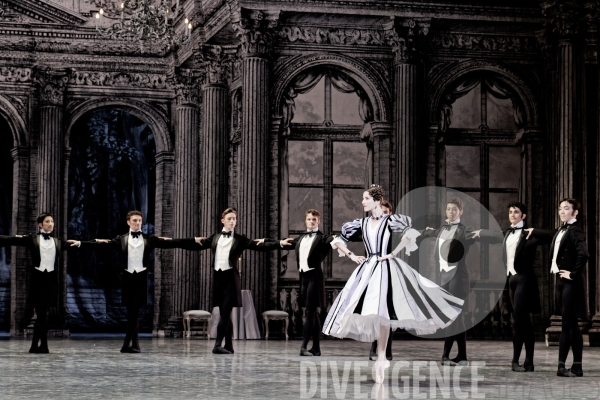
[2,0,600,398]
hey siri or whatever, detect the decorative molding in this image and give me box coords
[0,67,32,83]
[6,0,88,25]
[6,94,28,121]
[33,67,69,106]
[0,1,23,22]
[68,70,168,89]
[278,26,386,46]
[430,33,541,53]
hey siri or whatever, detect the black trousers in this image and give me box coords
[442,275,468,360]
[300,270,321,351]
[30,269,57,350]
[557,277,584,372]
[122,270,147,350]
[509,273,535,365]
[214,269,237,350]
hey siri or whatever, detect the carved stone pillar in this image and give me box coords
[34,69,68,229]
[10,146,30,337]
[167,73,200,335]
[541,1,588,345]
[232,8,279,315]
[153,151,175,335]
[199,46,231,311]
[385,19,429,209]
[33,68,68,334]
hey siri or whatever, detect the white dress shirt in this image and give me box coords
[37,229,56,272]
[505,221,523,276]
[299,229,318,273]
[439,218,460,272]
[215,230,234,271]
[126,230,146,273]
[550,218,577,274]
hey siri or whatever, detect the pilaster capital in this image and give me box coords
[168,69,202,106]
[33,67,69,107]
[195,45,234,86]
[384,17,430,64]
[230,6,280,57]
[541,0,591,39]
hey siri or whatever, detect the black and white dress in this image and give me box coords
[322,214,464,342]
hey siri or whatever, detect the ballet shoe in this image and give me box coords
[212,346,232,355]
[441,357,456,366]
[300,347,313,356]
[224,344,234,354]
[309,348,321,356]
[511,362,525,372]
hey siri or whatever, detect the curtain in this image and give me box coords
[439,73,526,132]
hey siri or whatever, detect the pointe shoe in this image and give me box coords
[309,348,321,357]
[511,363,525,372]
[373,361,388,384]
[212,346,232,355]
[441,357,456,366]
[300,347,313,356]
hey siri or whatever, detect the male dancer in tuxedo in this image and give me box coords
[420,197,476,366]
[0,212,80,353]
[527,198,588,377]
[369,200,393,361]
[471,201,553,372]
[169,208,292,354]
[72,210,185,353]
[281,209,333,356]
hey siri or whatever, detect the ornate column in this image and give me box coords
[231,6,279,315]
[10,146,30,337]
[166,71,201,335]
[385,19,429,207]
[198,46,232,311]
[33,68,68,335]
[541,1,589,344]
[34,68,68,230]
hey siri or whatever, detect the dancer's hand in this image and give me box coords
[349,254,365,264]
[254,238,265,245]
[469,230,481,239]
[559,270,572,280]
[425,227,435,231]
[67,239,81,247]
[158,236,172,240]
[194,237,207,244]
[377,254,395,261]
[95,239,110,243]
[524,228,533,239]
[280,238,294,247]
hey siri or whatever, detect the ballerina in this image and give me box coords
[322,186,464,383]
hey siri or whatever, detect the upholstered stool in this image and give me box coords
[261,310,289,340]
[182,310,211,339]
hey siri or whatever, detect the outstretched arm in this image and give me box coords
[470,229,503,243]
[333,241,365,265]
[0,234,31,247]
[155,236,213,251]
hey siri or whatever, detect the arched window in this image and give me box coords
[440,72,524,281]
[281,67,372,281]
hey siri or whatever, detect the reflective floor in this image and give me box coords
[0,337,598,399]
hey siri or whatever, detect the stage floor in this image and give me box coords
[0,337,598,399]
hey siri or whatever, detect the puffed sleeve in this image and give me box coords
[389,214,421,256]
[330,218,363,257]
